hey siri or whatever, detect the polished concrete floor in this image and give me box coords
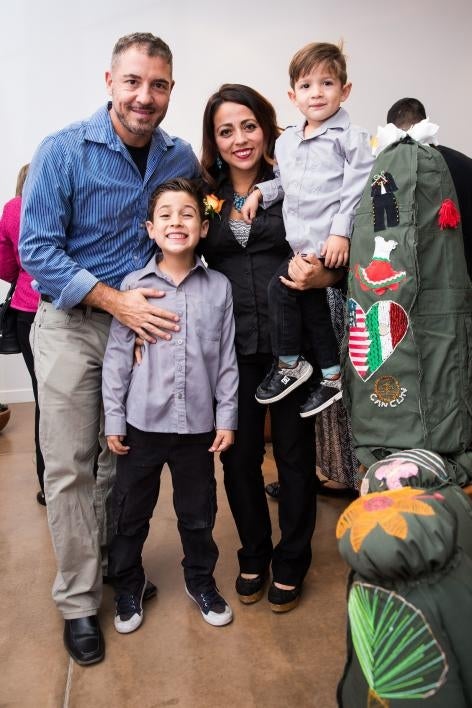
[0,403,352,708]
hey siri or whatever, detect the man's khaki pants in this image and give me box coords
[32,301,116,619]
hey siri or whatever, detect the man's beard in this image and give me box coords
[115,105,160,137]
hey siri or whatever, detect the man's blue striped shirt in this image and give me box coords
[20,104,200,309]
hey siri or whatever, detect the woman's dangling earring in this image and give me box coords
[216,154,223,170]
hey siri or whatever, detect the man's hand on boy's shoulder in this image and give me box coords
[107,434,130,455]
[321,234,350,269]
[84,282,181,342]
[209,430,235,452]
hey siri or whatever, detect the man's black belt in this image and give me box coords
[41,294,108,315]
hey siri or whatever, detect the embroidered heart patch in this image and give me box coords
[348,299,409,381]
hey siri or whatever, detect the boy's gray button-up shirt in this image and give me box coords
[102,255,238,436]
[257,107,374,256]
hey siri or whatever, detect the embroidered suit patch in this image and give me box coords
[371,171,400,232]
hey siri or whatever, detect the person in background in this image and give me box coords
[19,33,199,666]
[200,84,342,612]
[0,163,46,506]
[386,97,472,278]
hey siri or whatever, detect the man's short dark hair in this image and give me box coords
[111,33,172,71]
[387,98,427,130]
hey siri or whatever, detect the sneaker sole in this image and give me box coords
[299,390,343,418]
[114,577,146,634]
[185,586,233,626]
[255,364,313,405]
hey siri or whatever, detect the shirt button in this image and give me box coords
[177,339,183,345]
[177,393,183,399]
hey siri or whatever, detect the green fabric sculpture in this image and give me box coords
[336,452,472,707]
[343,138,472,483]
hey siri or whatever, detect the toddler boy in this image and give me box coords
[243,42,373,416]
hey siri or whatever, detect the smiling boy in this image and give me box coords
[102,178,238,632]
[243,42,373,416]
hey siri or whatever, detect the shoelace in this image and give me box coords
[195,588,225,612]
[116,592,141,617]
[261,361,278,386]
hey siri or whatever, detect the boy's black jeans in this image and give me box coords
[109,425,219,596]
[268,255,339,368]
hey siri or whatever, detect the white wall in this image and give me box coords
[1,0,471,400]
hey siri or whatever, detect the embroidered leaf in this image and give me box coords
[349,583,448,700]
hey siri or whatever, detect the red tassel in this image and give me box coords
[438,198,461,229]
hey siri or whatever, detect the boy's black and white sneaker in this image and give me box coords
[299,377,342,418]
[114,577,147,634]
[185,585,233,626]
[255,357,313,404]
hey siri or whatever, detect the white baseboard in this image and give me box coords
[0,388,34,404]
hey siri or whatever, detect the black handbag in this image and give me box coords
[0,282,21,354]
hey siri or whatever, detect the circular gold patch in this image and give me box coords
[373,376,401,403]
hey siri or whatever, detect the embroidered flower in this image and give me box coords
[374,459,419,490]
[204,194,224,219]
[336,487,435,552]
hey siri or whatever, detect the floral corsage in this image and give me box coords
[204,194,225,219]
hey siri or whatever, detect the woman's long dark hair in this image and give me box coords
[201,84,281,189]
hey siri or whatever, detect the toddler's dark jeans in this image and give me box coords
[268,254,338,369]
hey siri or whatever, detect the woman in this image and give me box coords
[200,85,341,611]
[0,164,46,505]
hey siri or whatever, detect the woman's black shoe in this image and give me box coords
[36,490,46,506]
[268,582,301,613]
[235,573,267,604]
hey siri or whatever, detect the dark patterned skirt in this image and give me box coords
[315,288,359,489]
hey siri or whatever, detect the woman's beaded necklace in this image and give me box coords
[232,191,249,212]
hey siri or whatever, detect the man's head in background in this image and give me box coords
[387,98,427,130]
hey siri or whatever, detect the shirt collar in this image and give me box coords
[84,104,175,152]
[295,106,350,140]
[136,253,208,282]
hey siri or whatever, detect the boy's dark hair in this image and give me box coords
[386,98,427,130]
[111,33,173,71]
[201,83,281,189]
[289,42,347,89]
[148,178,206,221]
